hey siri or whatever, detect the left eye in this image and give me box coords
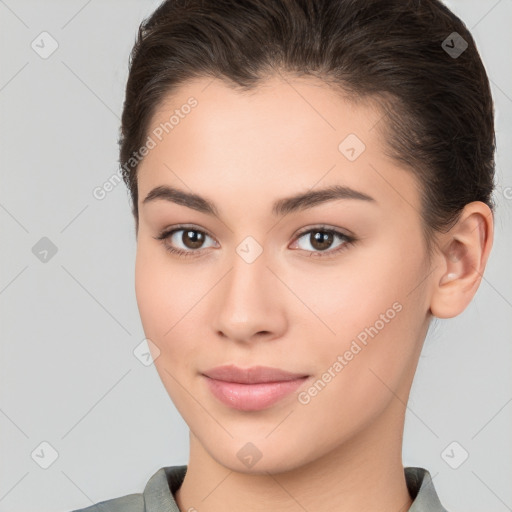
[292,228,353,256]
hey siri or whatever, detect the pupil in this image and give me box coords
[312,231,333,250]
[184,230,204,248]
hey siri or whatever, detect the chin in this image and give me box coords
[202,437,312,476]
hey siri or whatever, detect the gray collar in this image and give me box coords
[405,467,449,512]
[143,465,448,511]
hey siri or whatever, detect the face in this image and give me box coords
[135,75,433,473]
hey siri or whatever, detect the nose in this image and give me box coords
[211,247,288,345]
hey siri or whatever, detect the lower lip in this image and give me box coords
[203,375,309,411]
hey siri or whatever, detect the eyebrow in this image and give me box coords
[142,184,376,218]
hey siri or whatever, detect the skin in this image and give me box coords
[134,75,493,512]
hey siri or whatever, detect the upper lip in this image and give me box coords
[202,365,309,384]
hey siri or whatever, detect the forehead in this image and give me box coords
[137,75,420,217]
[147,75,384,153]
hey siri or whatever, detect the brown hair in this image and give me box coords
[119,0,496,249]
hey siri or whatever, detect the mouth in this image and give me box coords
[201,365,310,411]
[201,364,309,384]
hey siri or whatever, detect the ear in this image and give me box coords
[429,201,494,319]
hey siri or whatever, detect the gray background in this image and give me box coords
[0,1,511,511]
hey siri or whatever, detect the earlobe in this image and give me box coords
[429,202,493,319]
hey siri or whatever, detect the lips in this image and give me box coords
[201,365,310,411]
[201,364,309,384]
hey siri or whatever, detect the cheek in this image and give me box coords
[134,242,201,406]
[135,239,194,336]
[294,235,428,382]
[292,268,427,447]
[286,241,421,340]
[135,239,210,371]
[135,249,167,339]
[135,241,184,360]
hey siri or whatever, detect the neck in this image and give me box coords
[174,400,412,512]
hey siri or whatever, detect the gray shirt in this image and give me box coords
[71,466,448,511]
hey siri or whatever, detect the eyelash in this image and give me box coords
[154,224,356,259]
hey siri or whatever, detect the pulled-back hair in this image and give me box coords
[119,0,495,248]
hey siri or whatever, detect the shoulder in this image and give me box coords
[68,465,187,512]
[71,493,144,512]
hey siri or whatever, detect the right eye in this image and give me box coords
[154,225,218,258]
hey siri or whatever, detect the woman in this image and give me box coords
[74,0,495,510]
